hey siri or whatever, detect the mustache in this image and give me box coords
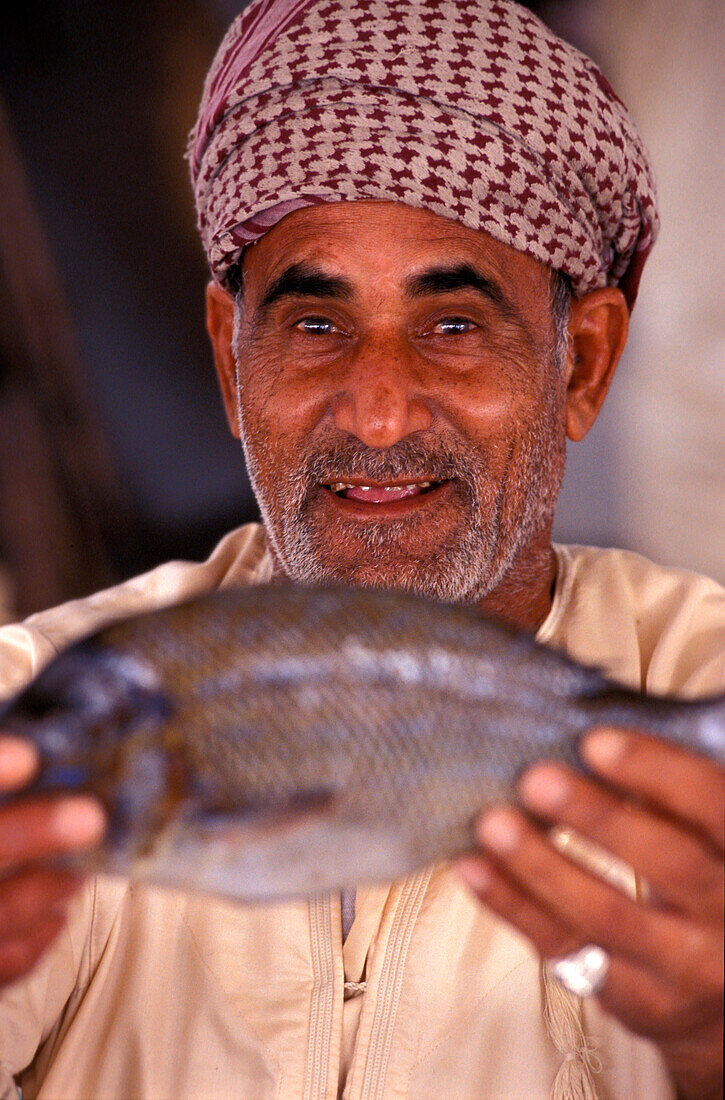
[302,436,481,487]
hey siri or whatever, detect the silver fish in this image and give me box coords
[1,584,723,901]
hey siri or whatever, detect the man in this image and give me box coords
[0,1,722,1097]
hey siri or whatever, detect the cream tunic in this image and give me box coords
[0,525,723,1100]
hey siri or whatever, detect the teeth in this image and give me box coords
[327,481,435,493]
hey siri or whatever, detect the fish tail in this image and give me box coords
[590,688,725,766]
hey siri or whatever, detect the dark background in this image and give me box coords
[1,1,255,584]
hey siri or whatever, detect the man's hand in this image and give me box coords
[0,735,106,987]
[456,729,724,1100]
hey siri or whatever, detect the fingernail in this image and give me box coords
[0,736,38,787]
[519,766,569,812]
[477,810,520,854]
[52,798,106,846]
[457,858,491,893]
[582,729,628,770]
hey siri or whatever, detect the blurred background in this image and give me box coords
[0,0,723,620]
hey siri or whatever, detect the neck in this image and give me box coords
[474,529,557,632]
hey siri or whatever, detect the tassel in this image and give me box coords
[542,963,602,1100]
[541,826,648,1099]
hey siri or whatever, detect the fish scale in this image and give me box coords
[0,582,723,903]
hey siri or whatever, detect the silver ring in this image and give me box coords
[548,944,610,997]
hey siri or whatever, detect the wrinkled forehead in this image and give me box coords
[190,0,658,309]
[239,200,552,303]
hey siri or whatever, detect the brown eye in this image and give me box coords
[433,318,476,335]
[297,316,338,335]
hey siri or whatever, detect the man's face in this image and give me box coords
[232,201,567,603]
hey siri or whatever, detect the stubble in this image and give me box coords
[234,328,567,606]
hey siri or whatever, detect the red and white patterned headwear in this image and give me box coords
[190,0,659,307]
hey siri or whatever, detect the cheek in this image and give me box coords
[236,352,325,475]
[443,364,565,482]
[436,372,535,452]
[241,324,349,417]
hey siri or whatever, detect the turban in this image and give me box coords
[190,0,659,308]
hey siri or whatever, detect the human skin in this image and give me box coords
[209,202,626,631]
[0,200,721,1097]
[0,740,103,983]
[205,201,723,1100]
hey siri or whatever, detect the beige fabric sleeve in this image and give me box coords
[0,883,96,1092]
[0,523,269,701]
[0,524,269,1092]
[544,544,725,696]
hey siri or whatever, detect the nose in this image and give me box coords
[332,339,433,449]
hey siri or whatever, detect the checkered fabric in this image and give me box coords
[190,0,659,307]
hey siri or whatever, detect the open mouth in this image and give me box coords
[323,480,445,503]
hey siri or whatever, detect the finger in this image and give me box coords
[518,763,724,917]
[0,913,68,987]
[458,845,724,1098]
[592,948,724,1099]
[595,953,719,1045]
[0,796,106,872]
[0,735,39,790]
[0,868,81,941]
[457,854,583,959]
[473,807,711,985]
[581,728,725,850]
[457,853,722,1031]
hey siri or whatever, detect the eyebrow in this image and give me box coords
[405,263,519,321]
[258,262,354,313]
[255,258,528,337]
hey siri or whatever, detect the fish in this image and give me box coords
[0,583,723,902]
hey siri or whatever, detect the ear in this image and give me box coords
[564,287,629,442]
[205,280,240,439]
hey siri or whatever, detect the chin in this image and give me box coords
[276,532,500,605]
[263,487,533,606]
[326,558,441,593]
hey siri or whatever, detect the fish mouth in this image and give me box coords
[320,478,451,508]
